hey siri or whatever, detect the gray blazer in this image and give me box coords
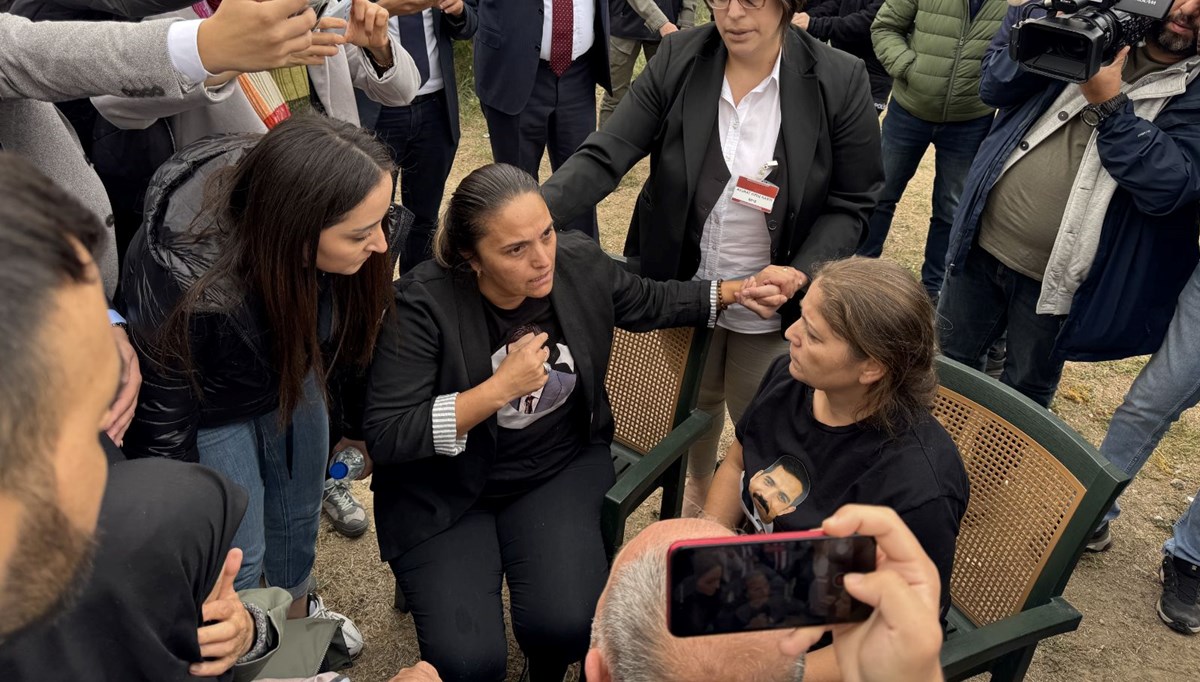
[92,8,421,149]
[0,14,198,294]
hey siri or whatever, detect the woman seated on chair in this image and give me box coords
[703,257,969,621]
[363,163,787,682]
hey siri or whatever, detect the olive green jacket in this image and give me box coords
[235,588,346,682]
[870,0,1007,122]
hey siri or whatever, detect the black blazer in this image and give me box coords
[471,0,612,115]
[364,232,711,560]
[430,5,478,143]
[542,25,883,328]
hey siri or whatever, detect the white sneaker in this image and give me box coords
[307,593,364,658]
[322,478,369,538]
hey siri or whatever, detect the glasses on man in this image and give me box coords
[707,0,769,9]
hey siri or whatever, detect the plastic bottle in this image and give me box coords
[328,445,366,481]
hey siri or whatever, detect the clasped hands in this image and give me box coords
[732,264,808,318]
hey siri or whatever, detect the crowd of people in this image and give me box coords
[0,0,1198,680]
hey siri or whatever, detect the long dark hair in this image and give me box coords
[433,163,541,269]
[159,115,395,421]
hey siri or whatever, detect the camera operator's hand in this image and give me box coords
[1080,46,1130,104]
[779,505,944,682]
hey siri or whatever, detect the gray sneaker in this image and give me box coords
[322,478,369,538]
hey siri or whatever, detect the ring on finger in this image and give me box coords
[542,362,551,375]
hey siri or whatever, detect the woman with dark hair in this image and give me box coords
[120,115,403,646]
[542,0,885,517]
[364,162,786,682]
[702,257,968,675]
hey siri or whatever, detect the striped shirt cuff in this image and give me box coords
[432,393,467,457]
[708,281,719,328]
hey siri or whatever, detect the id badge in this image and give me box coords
[730,176,780,213]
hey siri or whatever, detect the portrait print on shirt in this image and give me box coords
[740,455,812,533]
[490,322,577,430]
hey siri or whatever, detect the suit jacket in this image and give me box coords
[471,0,612,115]
[542,25,883,329]
[91,8,421,149]
[428,5,479,143]
[364,231,710,560]
[0,14,197,295]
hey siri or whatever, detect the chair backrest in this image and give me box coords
[606,326,711,455]
[932,356,1128,627]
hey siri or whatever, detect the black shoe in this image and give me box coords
[1159,555,1200,634]
[1086,521,1113,552]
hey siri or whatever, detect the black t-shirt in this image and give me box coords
[482,295,585,495]
[735,356,969,613]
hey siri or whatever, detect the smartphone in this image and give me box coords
[666,531,876,637]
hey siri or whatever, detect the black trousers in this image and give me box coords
[373,90,459,273]
[389,444,614,682]
[481,57,599,239]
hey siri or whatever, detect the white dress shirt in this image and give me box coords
[694,51,783,334]
[166,20,214,84]
[539,0,595,62]
[388,9,445,97]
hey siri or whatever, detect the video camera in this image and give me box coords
[1010,0,1175,82]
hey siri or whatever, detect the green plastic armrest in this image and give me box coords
[941,596,1082,680]
[605,410,712,516]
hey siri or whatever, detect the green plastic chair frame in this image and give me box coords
[601,325,713,559]
[934,356,1130,681]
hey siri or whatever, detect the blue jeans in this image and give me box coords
[938,246,1066,408]
[1099,263,1200,566]
[859,100,993,299]
[196,375,329,598]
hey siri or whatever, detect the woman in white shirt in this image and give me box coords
[542,0,884,513]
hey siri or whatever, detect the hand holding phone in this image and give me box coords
[667,531,876,637]
[778,505,945,682]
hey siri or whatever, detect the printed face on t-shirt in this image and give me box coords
[491,322,577,429]
[746,456,811,525]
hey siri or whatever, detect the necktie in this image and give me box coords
[549,0,574,77]
[397,13,431,86]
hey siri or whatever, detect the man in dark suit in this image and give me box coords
[371,0,477,271]
[472,0,611,237]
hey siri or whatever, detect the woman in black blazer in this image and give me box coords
[363,164,784,682]
[542,0,884,518]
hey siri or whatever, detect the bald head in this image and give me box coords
[586,519,805,682]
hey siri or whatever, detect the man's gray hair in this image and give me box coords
[591,548,679,682]
[592,546,807,682]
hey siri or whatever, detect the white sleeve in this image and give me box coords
[166,19,215,85]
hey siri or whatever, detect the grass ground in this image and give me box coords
[314,41,1200,681]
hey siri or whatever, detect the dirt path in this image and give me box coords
[314,102,1199,681]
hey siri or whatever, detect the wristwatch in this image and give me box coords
[1081,92,1129,127]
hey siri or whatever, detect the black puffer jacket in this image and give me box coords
[804,0,892,107]
[120,134,408,462]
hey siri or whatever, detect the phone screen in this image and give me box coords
[667,532,875,637]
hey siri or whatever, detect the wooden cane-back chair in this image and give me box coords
[601,325,713,558]
[932,356,1129,681]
